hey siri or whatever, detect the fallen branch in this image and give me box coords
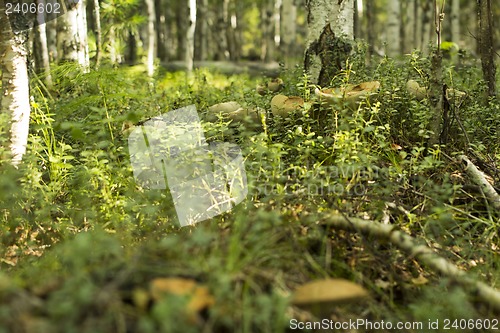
[321,213,500,312]
[458,155,500,211]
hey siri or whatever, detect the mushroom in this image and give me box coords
[406,80,427,101]
[445,88,466,106]
[270,94,304,117]
[267,78,284,93]
[256,78,284,95]
[315,81,381,107]
[291,278,370,316]
[207,101,259,123]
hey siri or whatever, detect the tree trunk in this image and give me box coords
[57,0,89,69]
[186,0,196,72]
[214,0,229,60]
[477,0,497,99]
[304,0,354,86]
[450,0,460,45]
[386,0,400,56]
[365,0,375,58]
[34,0,53,89]
[93,0,102,69]
[260,0,275,62]
[403,0,417,53]
[421,1,432,54]
[280,0,297,67]
[194,0,208,61]
[0,6,32,165]
[145,0,156,76]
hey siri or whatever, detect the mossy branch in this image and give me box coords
[459,155,500,211]
[321,213,500,312]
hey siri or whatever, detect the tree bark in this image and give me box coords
[57,0,89,70]
[93,0,102,69]
[0,5,32,165]
[280,0,297,67]
[386,0,400,56]
[145,0,156,76]
[304,0,354,86]
[186,0,196,72]
[477,0,497,99]
[33,0,53,89]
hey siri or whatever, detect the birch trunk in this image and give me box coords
[0,7,32,165]
[57,0,89,70]
[93,0,102,69]
[304,0,354,86]
[145,0,157,76]
[386,0,400,56]
[186,0,197,72]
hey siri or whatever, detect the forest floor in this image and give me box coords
[0,56,499,332]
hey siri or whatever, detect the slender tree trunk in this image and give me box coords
[186,0,196,72]
[260,0,275,61]
[145,0,156,76]
[386,0,400,56]
[46,14,57,61]
[194,0,208,61]
[304,0,354,86]
[403,0,416,53]
[0,6,32,165]
[428,1,444,146]
[477,0,497,99]
[93,0,102,69]
[215,0,229,60]
[450,0,460,45]
[365,0,375,58]
[34,0,53,89]
[421,1,432,54]
[280,0,297,67]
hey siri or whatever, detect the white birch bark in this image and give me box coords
[57,0,89,70]
[186,0,196,72]
[145,0,156,76]
[0,7,32,165]
[304,0,354,85]
[386,0,400,56]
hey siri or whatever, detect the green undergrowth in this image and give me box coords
[0,57,499,332]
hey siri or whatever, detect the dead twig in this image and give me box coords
[458,155,500,211]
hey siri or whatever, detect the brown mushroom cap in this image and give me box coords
[271,94,304,117]
[315,81,380,107]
